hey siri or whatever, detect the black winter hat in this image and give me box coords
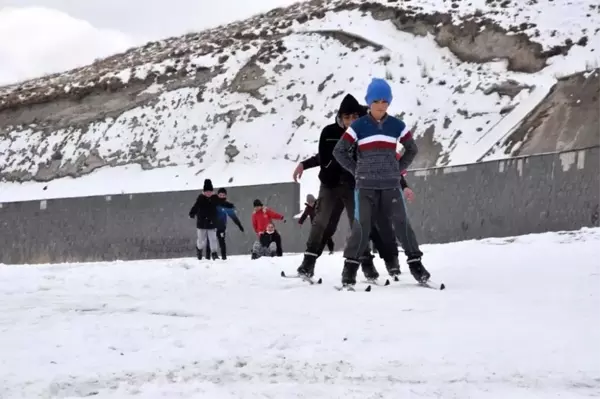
[253,199,263,207]
[338,94,365,116]
[218,187,227,194]
[203,179,213,191]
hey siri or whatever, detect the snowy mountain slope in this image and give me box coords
[1,228,599,398]
[0,0,599,202]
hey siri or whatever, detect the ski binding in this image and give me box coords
[334,284,371,292]
[361,278,390,286]
[280,271,322,285]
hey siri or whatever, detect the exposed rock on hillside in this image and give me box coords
[487,69,600,157]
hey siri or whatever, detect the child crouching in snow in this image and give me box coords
[251,223,283,259]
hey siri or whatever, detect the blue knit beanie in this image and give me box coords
[365,78,393,106]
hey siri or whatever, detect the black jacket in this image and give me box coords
[301,95,367,188]
[189,194,234,229]
[259,230,283,256]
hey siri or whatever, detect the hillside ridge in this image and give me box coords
[0,0,598,189]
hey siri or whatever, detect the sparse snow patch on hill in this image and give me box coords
[0,0,598,203]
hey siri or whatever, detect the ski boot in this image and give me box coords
[297,253,317,278]
[196,247,203,260]
[360,254,380,282]
[341,259,360,288]
[251,252,259,260]
[211,252,219,260]
[407,257,430,283]
[385,257,401,280]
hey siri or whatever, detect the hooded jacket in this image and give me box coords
[189,194,235,229]
[301,94,367,188]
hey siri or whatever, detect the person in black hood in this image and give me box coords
[189,179,235,260]
[292,94,396,280]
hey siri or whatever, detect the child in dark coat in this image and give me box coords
[252,222,283,259]
[189,179,234,260]
[205,187,244,260]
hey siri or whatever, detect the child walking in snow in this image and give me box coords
[189,179,235,260]
[333,78,430,287]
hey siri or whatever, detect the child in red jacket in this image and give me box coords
[251,199,285,235]
[251,199,285,259]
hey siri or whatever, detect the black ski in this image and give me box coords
[334,284,371,292]
[389,275,445,290]
[280,271,322,285]
[418,280,445,290]
[361,278,390,287]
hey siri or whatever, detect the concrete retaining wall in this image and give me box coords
[1,147,598,265]
[0,182,301,265]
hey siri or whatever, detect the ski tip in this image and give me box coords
[365,285,372,292]
[393,275,400,282]
[317,278,323,284]
[440,283,446,290]
[280,271,286,277]
[384,279,390,286]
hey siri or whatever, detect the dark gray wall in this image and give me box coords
[405,146,599,243]
[1,147,598,265]
[323,146,600,251]
[0,182,301,264]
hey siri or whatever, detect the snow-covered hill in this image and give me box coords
[0,0,599,202]
[1,228,599,398]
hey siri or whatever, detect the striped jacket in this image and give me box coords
[333,114,417,189]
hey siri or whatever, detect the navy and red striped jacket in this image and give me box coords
[332,114,416,189]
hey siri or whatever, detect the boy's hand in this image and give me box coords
[403,187,415,203]
[293,163,304,182]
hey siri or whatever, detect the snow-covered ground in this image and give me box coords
[1,228,599,398]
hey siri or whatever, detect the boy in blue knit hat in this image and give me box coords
[333,78,430,288]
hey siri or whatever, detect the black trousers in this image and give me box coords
[305,183,380,261]
[343,189,398,261]
[344,188,421,261]
[206,228,227,258]
[323,236,334,252]
[370,224,397,261]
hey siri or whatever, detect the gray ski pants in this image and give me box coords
[252,241,277,258]
[197,228,218,252]
[344,188,421,260]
